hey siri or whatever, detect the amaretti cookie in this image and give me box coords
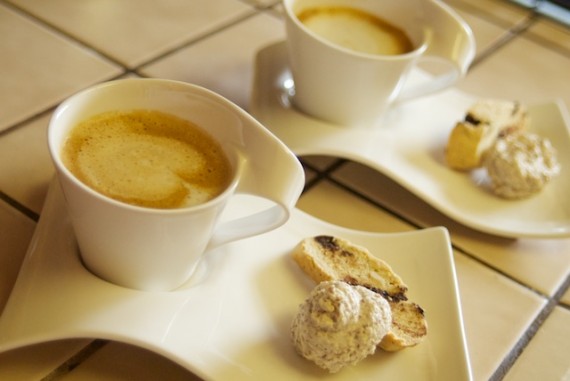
[484,132,560,199]
[291,280,392,373]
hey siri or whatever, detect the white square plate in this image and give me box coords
[0,180,470,380]
[250,42,570,239]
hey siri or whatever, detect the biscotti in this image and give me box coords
[445,99,528,171]
[465,99,528,134]
[379,300,427,352]
[292,235,427,351]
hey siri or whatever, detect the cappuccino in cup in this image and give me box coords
[62,110,232,209]
[284,0,475,127]
[48,78,304,291]
[297,6,414,56]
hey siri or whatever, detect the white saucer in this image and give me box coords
[250,42,570,239]
[0,180,470,380]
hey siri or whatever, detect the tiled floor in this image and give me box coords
[0,1,569,380]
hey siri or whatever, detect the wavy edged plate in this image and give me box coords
[251,41,570,239]
[0,180,470,380]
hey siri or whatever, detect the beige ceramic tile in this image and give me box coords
[0,201,35,312]
[303,166,317,185]
[562,288,570,307]
[443,0,532,26]
[450,5,518,56]
[526,14,570,52]
[0,340,92,381]
[61,342,201,381]
[8,0,254,68]
[454,252,546,381]
[0,203,90,380]
[141,11,285,111]
[296,180,414,233]
[301,155,343,172]
[240,0,280,7]
[333,162,570,297]
[0,114,55,214]
[448,235,570,299]
[0,5,120,132]
[503,306,570,381]
[457,32,570,109]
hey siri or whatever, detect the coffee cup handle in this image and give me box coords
[395,1,475,103]
[206,116,305,250]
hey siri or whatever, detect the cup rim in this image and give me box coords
[283,0,428,60]
[48,79,244,215]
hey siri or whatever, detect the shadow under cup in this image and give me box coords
[48,79,304,291]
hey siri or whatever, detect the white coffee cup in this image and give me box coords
[284,0,476,127]
[48,78,305,291]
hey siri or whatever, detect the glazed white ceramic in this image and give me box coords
[48,78,304,291]
[0,180,471,381]
[250,42,570,239]
[283,0,475,127]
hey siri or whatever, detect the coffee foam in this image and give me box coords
[298,7,413,56]
[62,110,232,209]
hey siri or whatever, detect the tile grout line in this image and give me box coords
[300,158,347,193]
[0,1,124,70]
[133,9,261,73]
[518,14,570,58]
[324,171,427,232]
[469,12,538,68]
[451,241,553,299]
[489,272,570,380]
[0,190,39,222]
[3,1,264,71]
[0,5,269,131]
[0,105,54,139]
[40,340,108,381]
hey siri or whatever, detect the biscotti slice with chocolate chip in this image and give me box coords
[445,99,529,171]
[379,300,428,352]
[466,99,528,136]
[292,235,427,351]
[292,235,408,301]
